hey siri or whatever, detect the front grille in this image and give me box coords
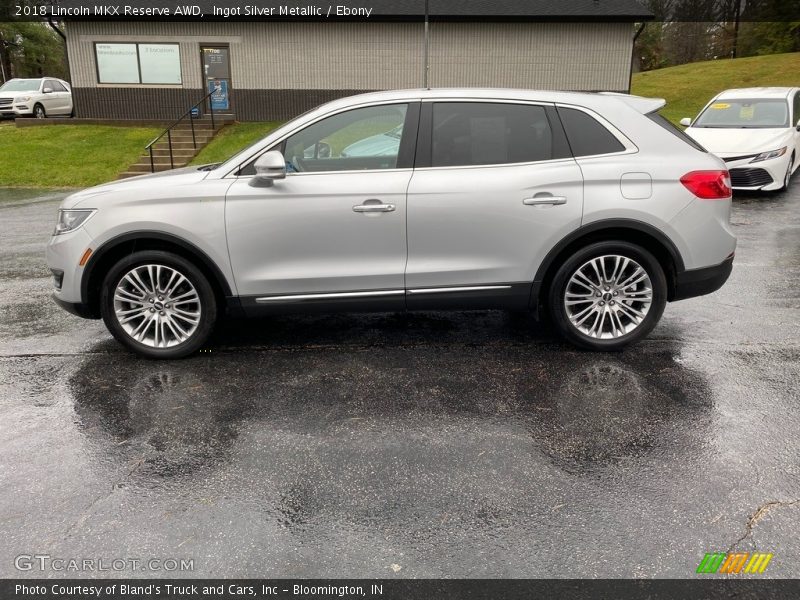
[0,98,12,108]
[729,168,773,188]
[723,153,759,163]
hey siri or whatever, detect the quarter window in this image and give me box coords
[282,104,409,173]
[431,102,559,167]
[558,107,626,157]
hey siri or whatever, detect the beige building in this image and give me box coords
[64,1,651,121]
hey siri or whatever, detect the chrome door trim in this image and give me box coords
[406,285,513,295]
[255,289,405,303]
[523,196,568,206]
[353,203,396,213]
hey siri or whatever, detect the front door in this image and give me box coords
[405,101,584,309]
[225,102,419,309]
[201,46,232,112]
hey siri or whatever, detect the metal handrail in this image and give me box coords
[146,88,217,173]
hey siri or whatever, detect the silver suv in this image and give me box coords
[47,89,736,358]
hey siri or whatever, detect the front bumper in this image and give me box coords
[0,104,34,117]
[672,253,734,301]
[52,294,97,319]
[46,227,98,318]
[723,153,791,191]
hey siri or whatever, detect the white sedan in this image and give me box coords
[681,87,800,192]
[0,77,73,119]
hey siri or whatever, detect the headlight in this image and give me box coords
[14,96,31,103]
[750,147,787,163]
[54,209,96,235]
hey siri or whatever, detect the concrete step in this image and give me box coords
[148,140,209,150]
[127,161,190,172]
[149,148,199,157]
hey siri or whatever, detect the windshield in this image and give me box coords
[693,98,789,129]
[0,79,41,92]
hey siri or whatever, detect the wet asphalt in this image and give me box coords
[0,183,798,579]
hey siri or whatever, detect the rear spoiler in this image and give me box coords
[596,92,666,114]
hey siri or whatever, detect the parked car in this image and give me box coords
[0,77,73,119]
[47,89,736,358]
[680,87,800,191]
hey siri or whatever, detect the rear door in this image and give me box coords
[405,100,583,309]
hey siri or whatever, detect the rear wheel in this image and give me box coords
[100,251,217,359]
[548,241,667,351]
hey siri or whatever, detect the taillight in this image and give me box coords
[680,170,732,200]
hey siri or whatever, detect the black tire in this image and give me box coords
[779,155,794,192]
[33,104,46,119]
[548,241,667,351]
[100,251,217,359]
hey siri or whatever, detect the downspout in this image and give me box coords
[423,0,430,88]
[628,22,646,93]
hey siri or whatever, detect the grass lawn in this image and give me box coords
[631,52,800,124]
[0,124,159,189]
[190,121,282,165]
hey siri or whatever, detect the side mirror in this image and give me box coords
[42,87,53,94]
[796,118,800,131]
[679,117,692,127]
[249,150,287,188]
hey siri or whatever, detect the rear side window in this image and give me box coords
[557,107,625,157]
[647,112,708,152]
[431,102,562,167]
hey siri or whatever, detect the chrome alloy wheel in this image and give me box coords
[564,254,653,339]
[113,264,202,348]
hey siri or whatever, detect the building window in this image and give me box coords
[95,43,181,85]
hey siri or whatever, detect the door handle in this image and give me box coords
[523,196,567,206]
[353,203,396,213]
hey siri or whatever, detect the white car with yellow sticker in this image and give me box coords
[681,87,800,192]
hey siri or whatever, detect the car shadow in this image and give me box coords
[68,310,713,482]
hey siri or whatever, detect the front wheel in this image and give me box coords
[548,241,667,351]
[100,251,217,359]
[33,104,46,119]
[780,155,794,191]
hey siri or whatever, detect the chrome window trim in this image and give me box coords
[413,157,577,173]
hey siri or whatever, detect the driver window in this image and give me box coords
[279,104,408,174]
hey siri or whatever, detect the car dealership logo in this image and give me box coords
[696,552,773,574]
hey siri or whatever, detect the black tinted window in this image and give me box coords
[558,107,625,156]
[431,102,557,167]
[794,92,800,125]
[647,112,707,152]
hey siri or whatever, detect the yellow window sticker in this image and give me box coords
[710,103,730,109]
[739,105,755,120]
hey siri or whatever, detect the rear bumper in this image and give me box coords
[672,254,734,301]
